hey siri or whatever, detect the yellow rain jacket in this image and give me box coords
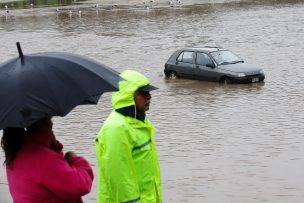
[96,70,162,203]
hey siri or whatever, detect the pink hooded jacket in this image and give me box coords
[6,131,94,203]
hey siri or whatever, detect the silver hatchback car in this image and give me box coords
[164,47,265,84]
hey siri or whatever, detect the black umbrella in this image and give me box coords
[0,42,122,129]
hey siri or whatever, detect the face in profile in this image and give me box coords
[134,91,151,114]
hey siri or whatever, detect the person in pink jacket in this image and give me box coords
[1,117,94,203]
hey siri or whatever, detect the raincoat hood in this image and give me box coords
[112,70,150,110]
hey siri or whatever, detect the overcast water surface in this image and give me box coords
[1,1,304,202]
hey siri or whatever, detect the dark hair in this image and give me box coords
[26,117,52,134]
[1,128,26,166]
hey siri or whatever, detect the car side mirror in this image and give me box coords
[206,63,215,68]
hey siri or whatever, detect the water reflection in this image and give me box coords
[0,0,87,10]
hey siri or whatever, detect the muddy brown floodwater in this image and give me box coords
[1,0,304,202]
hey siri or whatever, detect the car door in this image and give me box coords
[174,51,195,79]
[194,52,218,81]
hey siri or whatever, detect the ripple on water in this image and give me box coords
[1,1,304,203]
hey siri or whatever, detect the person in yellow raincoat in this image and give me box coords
[96,70,162,203]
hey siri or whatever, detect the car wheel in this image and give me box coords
[221,77,232,84]
[169,71,178,79]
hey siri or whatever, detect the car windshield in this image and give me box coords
[210,50,243,65]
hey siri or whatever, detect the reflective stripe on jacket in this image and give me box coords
[96,70,162,203]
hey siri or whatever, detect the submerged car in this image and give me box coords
[164,47,265,84]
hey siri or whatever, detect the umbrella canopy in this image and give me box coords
[0,42,122,129]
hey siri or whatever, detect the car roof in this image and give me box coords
[180,47,227,53]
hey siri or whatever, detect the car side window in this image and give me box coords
[196,52,213,66]
[177,51,193,64]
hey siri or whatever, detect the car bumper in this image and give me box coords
[231,74,265,83]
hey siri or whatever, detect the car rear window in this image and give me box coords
[177,51,193,64]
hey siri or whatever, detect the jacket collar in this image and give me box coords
[115,105,146,122]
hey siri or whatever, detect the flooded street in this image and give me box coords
[1,0,304,202]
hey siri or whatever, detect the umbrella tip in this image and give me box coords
[16,42,24,64]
